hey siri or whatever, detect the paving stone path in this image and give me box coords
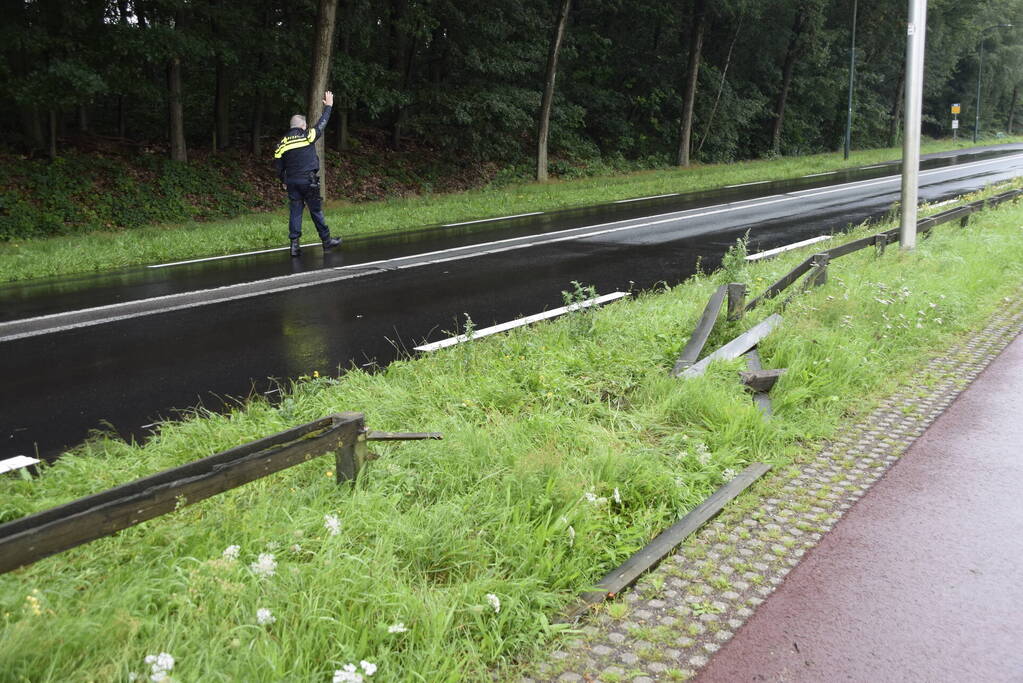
[522,296,1023,683]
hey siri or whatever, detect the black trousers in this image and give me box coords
[287,181,330,241]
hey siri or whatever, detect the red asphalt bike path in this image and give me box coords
[697,334,1023,682]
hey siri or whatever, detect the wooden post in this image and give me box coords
[334,414,367,483]
[873,233,888,256]
[807,252,830,288]
[960,214,970,228]
[727,283,747,321]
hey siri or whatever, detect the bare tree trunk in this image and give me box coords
[696,15,741,156]
[1008,84,1019,134]
[536,0,572,182]
[48,109,57,159]
[306,0,339,200]
[887,65,905,148]
[214,57,229,150]
[251,93,264,156]
[335,0,353,152]
[676,0,707,166]
[770,12,807,156]
[168,55,187,162]
[77,105,88,133]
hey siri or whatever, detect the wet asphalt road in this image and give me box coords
[2,145,1022,460]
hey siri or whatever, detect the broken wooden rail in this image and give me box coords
[560,462,772,622]
[0,413,440,575]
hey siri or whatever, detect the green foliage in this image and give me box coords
[0,152,256,241]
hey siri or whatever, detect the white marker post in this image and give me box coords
[900,0,929,250]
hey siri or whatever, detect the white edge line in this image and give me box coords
[414,292,629,352]
[746,235,833,261]
[150,243,320,269]
[725,180,771,188]
[614,193,680,204]
[441,211,543,227]
[0,455,40,474]
[803,171,837,178]
[861,164,887,170]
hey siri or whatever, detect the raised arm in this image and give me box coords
[309,90,334,140]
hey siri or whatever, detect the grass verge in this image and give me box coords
[2,137,1021,284]
[1,185,1022,681]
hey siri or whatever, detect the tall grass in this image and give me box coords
[2,137,1020,284]
[1,191,1022,681]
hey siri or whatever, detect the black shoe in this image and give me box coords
[290,239,301,257]
[322,236,342,251]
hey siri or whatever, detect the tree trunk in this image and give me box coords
[697,13,742,156]
[306,0,339,200]
[770,12,807,156]
[1008,84,1019,134]
[77,105,88,133]
[214,57,230,150]
[887,64,905,148]
[335,0,353,152]
[536,0,572,182]
[676,0,707,167]
[168,55,187,162]
[48,109,57,159]
[251,93,264,156]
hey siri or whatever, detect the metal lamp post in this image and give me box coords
[973,24,1013,143]
[900,0,928,250]
[844,0,858,160]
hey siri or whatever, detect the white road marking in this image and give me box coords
[726,180,771,188]
[861,164,888,170]
[150,243,320,268]
[0,455,40,474]
[414,292,629,351]
[441,211,544,227]
[614,193,680,203]
[746,235,833,261]
[803,171,837,178]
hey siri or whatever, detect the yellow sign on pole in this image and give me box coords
[951,103,961,114]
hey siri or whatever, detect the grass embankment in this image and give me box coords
[1,186,1022,681]
[3,137,1021,284]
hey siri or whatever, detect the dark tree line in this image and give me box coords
[1,0,1021,185]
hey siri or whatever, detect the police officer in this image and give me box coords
[274,90,342,257]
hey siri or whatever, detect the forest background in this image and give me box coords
[1,0,1021,240]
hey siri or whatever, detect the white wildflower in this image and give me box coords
[143,652,174,682]
[613,487,621,505]
[128,674,138,682]
[583,491,608,506]
[333,661,376,682]
[290,543,302,553]
[567,525,575,546]
[222,545,240,561]
[387,622,408,634]
[721,468,738,482]
[324,514,341,536]
[333,663,362,683]
[935,318,943,325]
[486,593,501,613]
[694,442,711,466]
[256,608,276,625]
[250,553,277,578]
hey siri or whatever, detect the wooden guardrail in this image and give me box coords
[0,413,440,575]
[669,187,1023,414]
[742,188,1023,315]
